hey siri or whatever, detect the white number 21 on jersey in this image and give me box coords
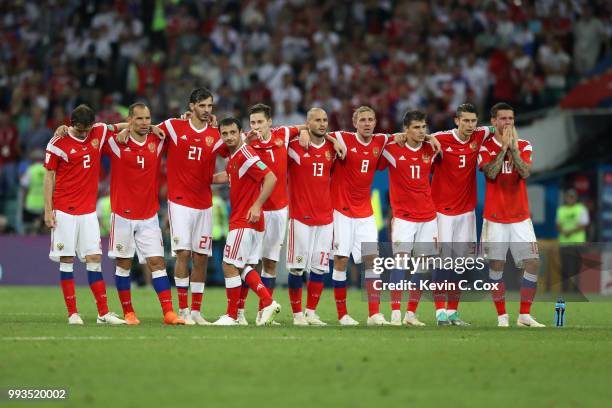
[188,146,202,161]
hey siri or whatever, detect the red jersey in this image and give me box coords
[44,123,109,215]
[479,137,532,223]
[159,118,226,210]
[330,131,389,218]
[249,126,299,211]
[378,141,437,222]
[430,126,493,215]
[103,133,165,220]
[287,138,335,226]
[226,144,271,232]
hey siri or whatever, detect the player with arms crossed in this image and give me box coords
[213,117,281,326]
[285,107,337,326]
[235,103,305,325]
[430,103,494,326]
[378,110,438,326]
[104,103,184,325]
[156,88,227,325]
[44,104,125,325]
[479,102,544,327]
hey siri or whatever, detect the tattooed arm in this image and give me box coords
[482,147,508,180]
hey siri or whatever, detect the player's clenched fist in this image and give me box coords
[44,209,56,229]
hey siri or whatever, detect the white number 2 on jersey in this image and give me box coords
[458,155,466,168]
[137,155,145,169]
[188,146,202,161]
[83,154,91,168]
[361,159,369,173]
[312,162,323,177]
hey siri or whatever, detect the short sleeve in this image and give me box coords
[578,205,590,226]
[44,147,62,170]
[246,157,270,183]
[520,142,533,164]
[478,145,492,169]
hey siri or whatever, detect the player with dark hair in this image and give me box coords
[429,103,494,326]
[378,110,438,326]
[233,103,307,325]
[213,117,281,326]
[44,104,125,325]
[479,102,544,327]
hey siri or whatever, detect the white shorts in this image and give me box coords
[286,219,333,272]
[49,210,101,262]
[391,217,438,256]
[437,211,477,258]
[262,207,288,262]
[223,228,263,269]
[108,213,164,263]
[332,210,378,264]
[481,218,539,265]
[168,200,212,256]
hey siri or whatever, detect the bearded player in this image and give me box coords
[479,102,544,327]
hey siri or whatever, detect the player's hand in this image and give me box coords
[54,125,69,138]
[428,135,441,154]
[243,129,258,143]
[246,204,262,224]
[501,126,511,150]
[511,126,519,150]
[116,129,129,144]
[210,113,218,127]
[180,111,193,120]
[332,139,346,159]
[44,210,56,229]
[151,125,166,140]
[299,129,310,149]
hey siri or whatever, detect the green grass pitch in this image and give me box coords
[1,286,611,408]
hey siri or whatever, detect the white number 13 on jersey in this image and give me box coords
[361,160,369,173]
[312,162,323,177]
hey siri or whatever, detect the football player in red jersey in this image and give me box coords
[429,103,494,326]
[213,117,281,326]
[378,110,439,326]
[479,102,544,327]
[235,103,306,325]
[44,104,125,325]
[104,103,184,325]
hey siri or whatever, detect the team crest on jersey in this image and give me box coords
[422,154,430,163]
[206,136,214,146]
[296,256,304,263]
[469,142,477,151]
[91,139,99,148]
[116,243,123,252]
[325,151,332,161]
[373,147,380,157]
[173,237,179,245]
[56,243,64,250]
[148,142,155,152]
[275,138,283,147]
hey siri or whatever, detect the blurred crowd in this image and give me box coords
[1,0,611,235]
